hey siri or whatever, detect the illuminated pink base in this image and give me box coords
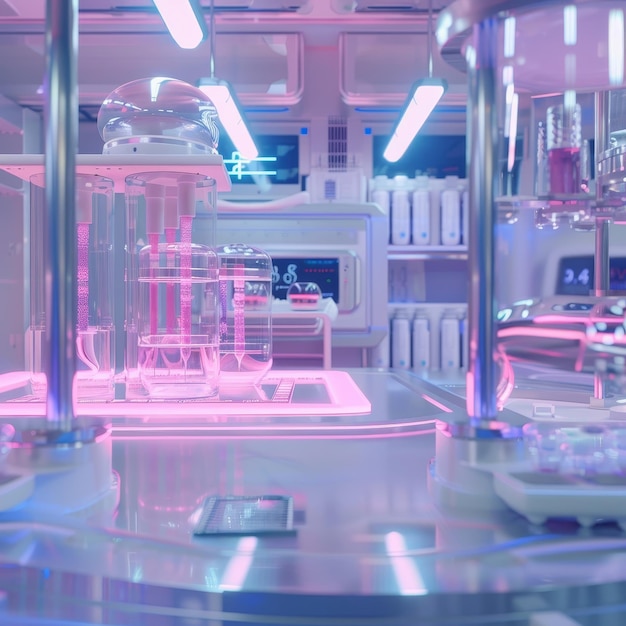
[0,370,375,418]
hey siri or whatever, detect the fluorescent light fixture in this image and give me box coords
[152,0,207,50]
[507,92,519,172]
[563,5,577,46]
[609,9,625,86]
[198,79,259,160]
[383,78,447,163]
[503,16,516,58]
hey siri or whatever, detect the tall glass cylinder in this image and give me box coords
[29,173,115,401]
[217,244,273,389]
[125,172,218,399]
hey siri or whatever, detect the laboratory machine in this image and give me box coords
[0,1,626,625]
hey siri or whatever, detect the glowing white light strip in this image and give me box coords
[199,82,259,160]
[502,65,514,87]
[504,17,516,58]
[385,532,427,595]
[563,5,577,46]
[507,92,519,172]
[564,89,577,111]
[383,80,446,163]
[152,0,206,50]
[609,9,625,86]
[219,537,258,591]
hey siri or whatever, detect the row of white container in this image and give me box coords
[371,304,468,372]
[369,174,468,247]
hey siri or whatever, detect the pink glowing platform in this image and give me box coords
[0,369,457,437]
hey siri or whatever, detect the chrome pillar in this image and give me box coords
[594,217,610,296]
[44,0,78,432]
[466,18,498,422]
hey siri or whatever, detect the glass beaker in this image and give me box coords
[125,172,217,398]
[218,244,273,388]
[28,174,116,401]
[137,243,219,398]
[547,102,582,194]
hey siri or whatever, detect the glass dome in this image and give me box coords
[97,77,219,155]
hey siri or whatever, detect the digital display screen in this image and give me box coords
[373,134,466,178]
[556,256,626,294]
[271,258,339,301]
[218,134,299,185]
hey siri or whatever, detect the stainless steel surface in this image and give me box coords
[466,18,498,422]
[44,0,77,432]
[0,374,624,624]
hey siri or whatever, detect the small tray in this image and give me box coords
[193,495,294,536]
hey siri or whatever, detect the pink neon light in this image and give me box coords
[219,536,258,591]
[384,532,427,595]
[77,222,90,332]
[179,216,193,351]
[198,84,258,160]
[165,228,177,333]
[384,82,446,163]
[148,233,160,337]
[153,0,205,50]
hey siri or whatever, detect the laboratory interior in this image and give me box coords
[2,0,626,624]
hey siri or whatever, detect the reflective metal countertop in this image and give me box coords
[0,370,624,625]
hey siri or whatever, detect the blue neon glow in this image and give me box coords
[223,151,278,181]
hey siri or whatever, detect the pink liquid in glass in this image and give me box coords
[148,233,160,336]
[180,216,193,350]
[548,146,580,194]
[77,222,90,332]
[165,227,177,333]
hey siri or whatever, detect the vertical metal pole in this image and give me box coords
[466,18,499,422]
[594,217,610,296]
[594,92,610,297]
[44,0,78,431]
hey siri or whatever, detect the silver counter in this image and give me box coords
[0,370,623,625]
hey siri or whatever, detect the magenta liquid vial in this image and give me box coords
[547,103,582,195]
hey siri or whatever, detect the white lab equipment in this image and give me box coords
[390,175,411,245]
[440,175,461,246]
[411,175,431,245]
[411,309,431,373]
[439,308,461,371]
[391,308,411,369]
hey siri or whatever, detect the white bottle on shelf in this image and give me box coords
[461,181,469,246]
[428,177,446,245]
[440,308,461,371]
[391,308,411,369]
[370,175,391,243]
[411,175,431,246]
[371,319,391,368]
[441,175,461,246]
[412,309,431,373]
[391,175,411,245]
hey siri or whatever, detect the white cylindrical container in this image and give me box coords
[371,320,391,368]
[412,310,431,373]
[391,309,411,369]
[412,175,431,246]
[370,175,391,244]
[391,175,411,245]
[440,309,461,371]
[428,177,446,245]
[441,176,461,246]
[461,182,469,246]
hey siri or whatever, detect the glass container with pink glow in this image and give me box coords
[217,244,273,388]
[28,173,116,401]
[125,172,218,399]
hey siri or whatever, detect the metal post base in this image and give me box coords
[4,418,118,519]
[429,420,524,513]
